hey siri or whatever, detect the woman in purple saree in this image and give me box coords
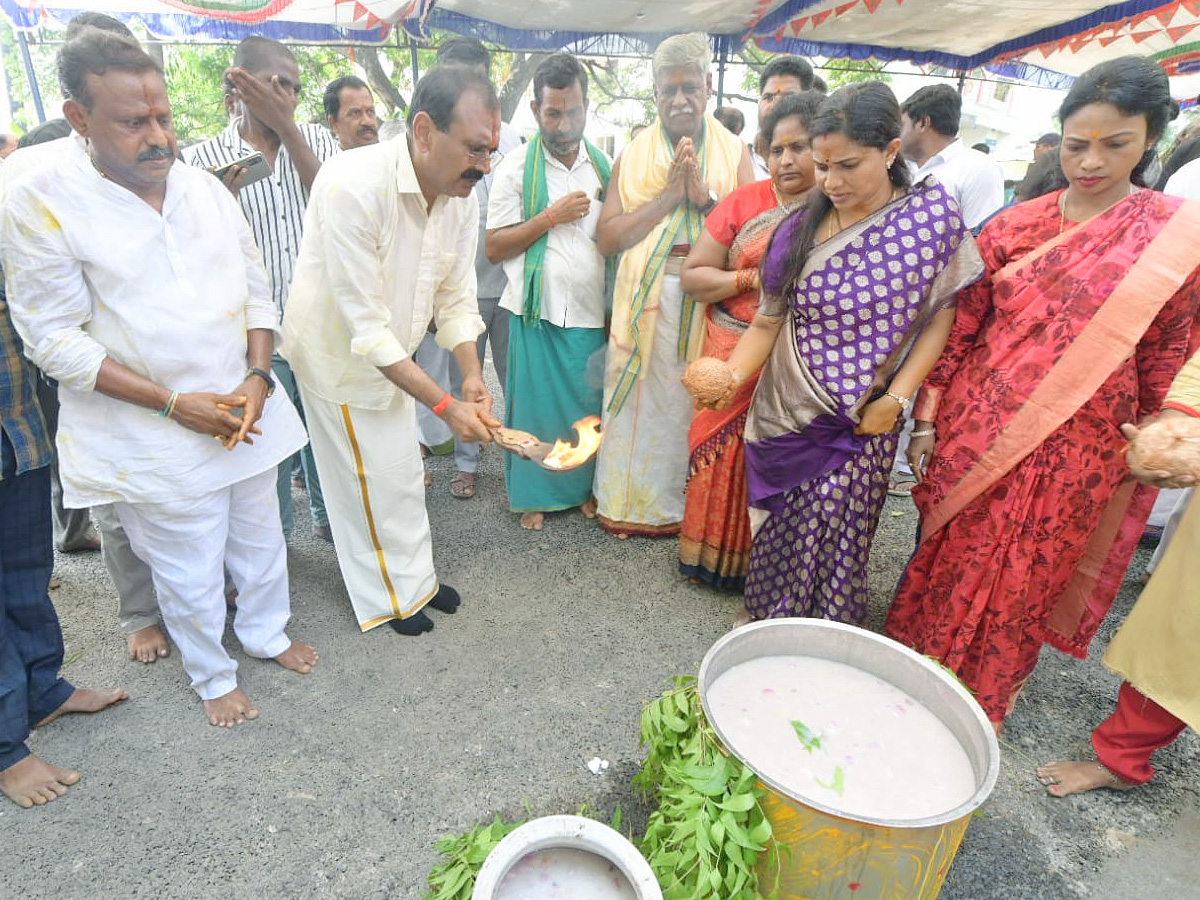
[685,82,984,624]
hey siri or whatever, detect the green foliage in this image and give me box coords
[635,677,778,900]
[821,59,892,90]
[163,45,229,144]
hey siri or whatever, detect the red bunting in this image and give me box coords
[1168,23,1198,40]
[836,1,858,16]
[1098,35,1124,46]
[1155,7,1176,26]
[864,0,884,11]
[1184,0,1200,15]
[791,17,810,34]
[811,9,833,27]
[1130,29,1159,42]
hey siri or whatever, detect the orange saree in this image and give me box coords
[885,189,1200,722]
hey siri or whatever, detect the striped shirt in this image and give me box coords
[0,288,52,479]
[184,122,340,315]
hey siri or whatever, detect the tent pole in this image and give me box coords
[716,43,727,106]
[16,32,45,124]
[409,36,420,86]
[957,69,967,95]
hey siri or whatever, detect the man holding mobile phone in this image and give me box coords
[185,36,339,545]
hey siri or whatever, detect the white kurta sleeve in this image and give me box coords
[317,178,408,368]
[433,194,486,352]
[218,185,278,333]
[0,189,109,391]
[487,151,525,230]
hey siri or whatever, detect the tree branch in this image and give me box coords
[357,46,407,116]
[498,51,550,122]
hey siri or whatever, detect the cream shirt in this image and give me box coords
[488,140,609,329]
[281,136,485,410]
[909,139,1005,230]
[0,136,305,507]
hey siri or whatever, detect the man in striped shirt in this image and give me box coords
[184,36,339,544]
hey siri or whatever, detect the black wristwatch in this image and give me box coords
[697,189,718,215]
[247,366,275,397]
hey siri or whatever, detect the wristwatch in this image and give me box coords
[247,366,275,397]
[697,189,719,215]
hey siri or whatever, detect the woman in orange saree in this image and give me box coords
[885,57,1200,730]
[678,93,820,590]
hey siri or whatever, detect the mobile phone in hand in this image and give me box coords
[211,151,271,188]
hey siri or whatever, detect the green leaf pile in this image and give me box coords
[634,677,778,900]
[424,816,523,900]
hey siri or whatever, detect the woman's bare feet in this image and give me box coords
[204,687,259,728]
[126,624,169,664]
[0,755,81,808]
[520,512,544,531]
[274,642,319,674]
[1036,760,1138,797]
[580,497,598,519]
[35,687,128,728]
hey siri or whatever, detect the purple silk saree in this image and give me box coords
[743,177,983,622]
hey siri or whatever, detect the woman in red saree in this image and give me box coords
[885,57,1200,731]
[678,93,820,590]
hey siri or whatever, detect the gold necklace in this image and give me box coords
[1058,184,1136,234]
[771,181,802,210]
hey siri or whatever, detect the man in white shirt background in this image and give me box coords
[3,29,318,728]
[900,84,1005,233]
[486,52,611,532]
[185,36,340,544]
[281,65,499,638]
[323,75,379,151]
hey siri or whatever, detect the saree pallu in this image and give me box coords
[680,185,789,589]
[885,190,1200,722]
[743,179,984,623]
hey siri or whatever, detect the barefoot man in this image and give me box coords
[485,53,611,531]
[2,29,317,728]
[0,269,126,808]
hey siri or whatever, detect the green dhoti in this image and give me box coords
[504,312,606,512]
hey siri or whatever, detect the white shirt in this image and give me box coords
[909,139,1004,230]
[488,141,609,329]
[184,122,340,315]
[1165,157,1200,200]
[474,120,525,299]
[280,136,485,410]
[751,145,770,181]
[0,137,305,507]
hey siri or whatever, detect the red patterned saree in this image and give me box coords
[885,189,1200,722]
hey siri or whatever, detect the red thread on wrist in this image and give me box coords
[432,393,453,417]
[1162,401,1200,419]
[544,209,558,228]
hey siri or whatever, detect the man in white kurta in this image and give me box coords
[281,65,499,636]
[1,30,315,727]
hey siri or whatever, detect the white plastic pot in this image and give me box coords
[471,815,663,900]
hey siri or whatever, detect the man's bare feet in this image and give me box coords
[520,512,544,531]
[204,687,259,728]
[35,687,128,728]
[0,755,81,808]
[126,624,170,664]
[1036,760,1138,797]
[580,497,598,519]
[274,641,318,674]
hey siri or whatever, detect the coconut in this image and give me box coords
[1126,416,1200,478]
[682,357,735,406]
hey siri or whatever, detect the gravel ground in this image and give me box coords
[3,373,1198,899]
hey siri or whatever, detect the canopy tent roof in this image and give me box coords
[5,0,1200,93]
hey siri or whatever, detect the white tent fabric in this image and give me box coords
[5,0,1199,91]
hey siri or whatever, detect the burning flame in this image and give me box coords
[542,416,604,470]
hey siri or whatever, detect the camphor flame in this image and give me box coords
[542,416,604,470]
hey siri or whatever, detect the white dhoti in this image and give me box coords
[594,272,692,534]
[113,467,293,700]
[299,385,438,631]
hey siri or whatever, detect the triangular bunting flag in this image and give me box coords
[791,17,810,34]
[1168,23,1199,41]
[1184,0,1200,16]
[836,1,858,16]
[811,9,833,27]
[353,1,367,18]
[1130,29,1158,42]
[1156,8,1176,26]
[864,0,884,11]
[1098,35,1124,46]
